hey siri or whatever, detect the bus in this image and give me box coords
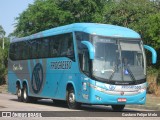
[8,23,157,111]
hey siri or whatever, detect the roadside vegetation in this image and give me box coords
[0,0,160,96]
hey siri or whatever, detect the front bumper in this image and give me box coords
[88,87,146,105]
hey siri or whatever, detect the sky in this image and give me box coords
[0,0,34,36]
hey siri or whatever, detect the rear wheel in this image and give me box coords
[67,87,81,109]
[17,85,23,102]
[23,85,31,103]
[111,105,125,111]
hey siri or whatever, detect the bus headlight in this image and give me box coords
[139,88,146,93]
[83,82,87,91]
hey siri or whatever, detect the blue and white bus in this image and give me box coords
[8,23,157,111]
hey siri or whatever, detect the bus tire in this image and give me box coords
[67,87,81,109]
[17,86,23,102]
[111,105,125,111]
[23,85,31,103]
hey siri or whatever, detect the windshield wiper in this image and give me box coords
[108,65,117,81]
[124,65,136,83]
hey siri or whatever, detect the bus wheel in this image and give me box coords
[17,86,23,102]
[67,88,81,109]
[111,105,125,111]
[23,85,31,103]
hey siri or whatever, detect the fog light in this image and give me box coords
[139,97,145,102]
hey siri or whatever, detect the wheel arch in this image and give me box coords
[22,79,30,95]
[66,82,77,99]
[16,79,22,89]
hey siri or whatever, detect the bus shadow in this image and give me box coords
[9,98,139,112]
[81,104,139,112]
[9,98,68,109]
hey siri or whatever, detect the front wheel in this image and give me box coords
[67,88,81,109]
[111,105,125,111]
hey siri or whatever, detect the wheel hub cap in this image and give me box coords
[24,90,27,99]
[17,89,21,97]
[69,93,75,103]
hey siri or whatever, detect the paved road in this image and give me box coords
[0,93,159,120]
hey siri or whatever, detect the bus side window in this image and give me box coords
[19,42,26,60]
[67,37,74,58]
[50,36,59,57]
[23,41,29,60]
[59,33,75,60]
[60,35,68,56]
[9,43,16,60]
[31,40,38,59]
[76,32,90,76]
[79,51,90,75]
[38,38,49,58]
[15,43,20,60]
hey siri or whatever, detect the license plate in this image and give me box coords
[117,98,126,102]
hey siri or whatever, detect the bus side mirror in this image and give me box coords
[144,45,157,64]
[81,41,95,60]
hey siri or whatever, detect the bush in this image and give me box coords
[0,67,7,85]
[147,66,160,96]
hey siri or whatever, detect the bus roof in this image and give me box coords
[12,23,141,43]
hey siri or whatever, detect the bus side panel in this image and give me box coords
[8,59,30,94]
[54,73,80,100]
[8,71,18,94]
[27,59,48,98]
[53,73,69,100]
[46,58,80,100]
[39,73,62,98]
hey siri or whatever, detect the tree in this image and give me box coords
[13,0,72,37]
[0,25,5,37]
[58,0,106,23]
[0,25,5,49]
[104,0,158,27]
[0,25,7,84]
[141,13,160,67]
[143,13,160,49]
[13,0,107,37]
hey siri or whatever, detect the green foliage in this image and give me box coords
[0,40,9,85]
[13,0,106,37]
[104,0,159,33]
[0,25,6,36]
[143,13,160,49]
[147,66,159,76]
[58,0,106,23]
[14,0,72,37]
[0,25,9,85]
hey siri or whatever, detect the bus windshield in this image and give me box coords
[91,35,146,84]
